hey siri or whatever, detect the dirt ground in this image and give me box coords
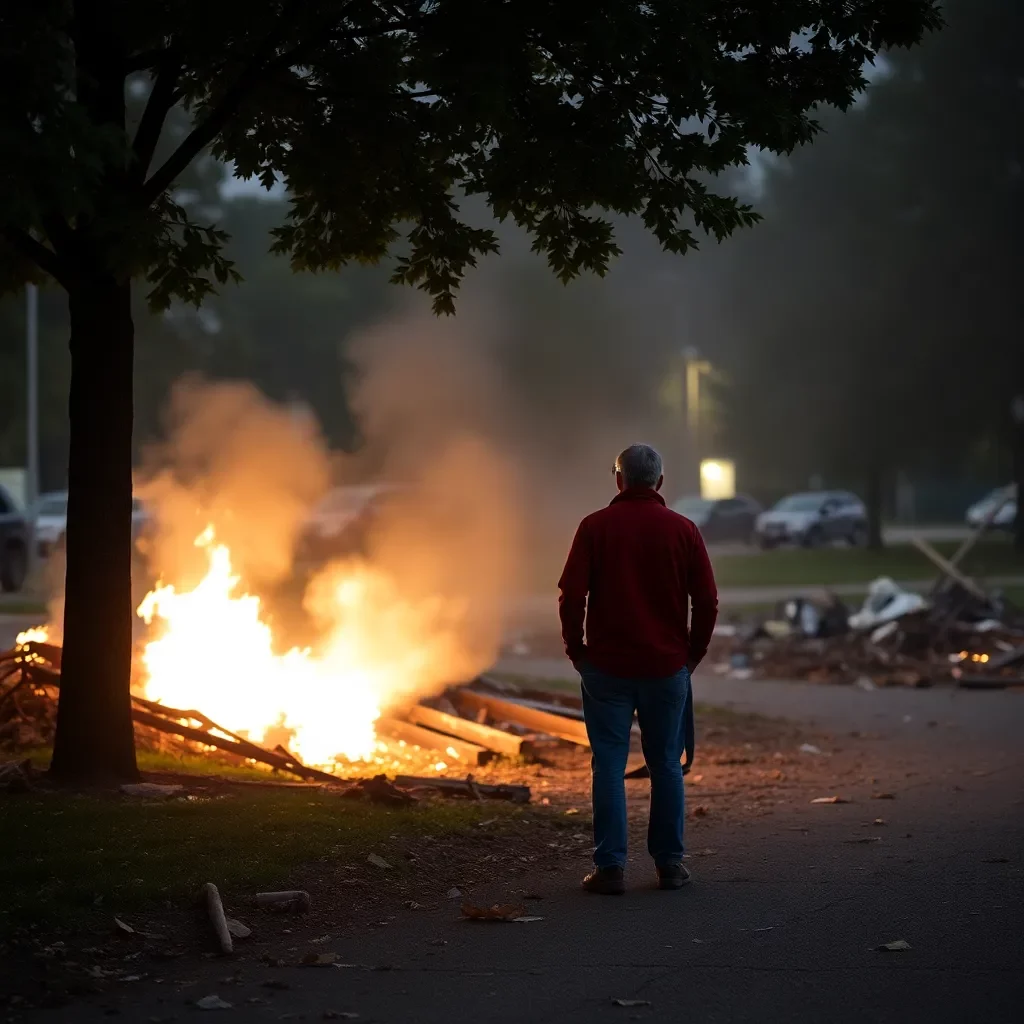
[0,704,871,1019]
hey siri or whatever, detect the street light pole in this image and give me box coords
[26,283,39,508]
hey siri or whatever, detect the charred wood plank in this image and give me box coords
[129,708,343,785]
[405,705,526,757]
[456,688,590,746]
[393,773,530,803]
[376,717,490,766]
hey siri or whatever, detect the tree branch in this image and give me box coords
[142,6,424,204]
[2,226,70,289]
[132,56,182,181]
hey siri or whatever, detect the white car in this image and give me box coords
[965,485,1017,532]
[34,491,150,558]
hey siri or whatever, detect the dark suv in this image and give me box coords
[0,484,29,592]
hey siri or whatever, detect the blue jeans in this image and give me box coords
[580,663,691,869]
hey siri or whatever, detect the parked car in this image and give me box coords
[0,484,30,592]
[965,485,1017,532]
[296,484,404,566]
[672,495,763,544]
[755,490,867,549]
[34,491,151,559]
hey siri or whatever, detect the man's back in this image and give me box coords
[558,488,718,679]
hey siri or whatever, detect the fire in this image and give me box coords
[16,626,49,647]
[135,527,470,768]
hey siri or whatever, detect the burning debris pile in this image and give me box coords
[0,619,592,799]
[710,542,1024,690]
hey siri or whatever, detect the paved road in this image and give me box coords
[32,673,1023,1024]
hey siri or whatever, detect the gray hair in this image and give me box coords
[615,444,663,489]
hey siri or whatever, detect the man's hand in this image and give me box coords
[686,660,699,675]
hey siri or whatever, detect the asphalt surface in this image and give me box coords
[22,670,1023,1024]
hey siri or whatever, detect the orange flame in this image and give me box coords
[135,526,472,767]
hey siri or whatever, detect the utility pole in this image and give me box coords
[26,283,40,508]
[682,347,712,495]
[1012,391,1024,551]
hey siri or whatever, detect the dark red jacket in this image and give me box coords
[558,488,719,678]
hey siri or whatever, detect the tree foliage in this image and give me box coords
[702,0,1020,532]
[3,1,942,310]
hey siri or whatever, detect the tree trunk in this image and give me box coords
[865,463,884,550]
[49,277,139,784]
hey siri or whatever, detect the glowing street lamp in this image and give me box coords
[700,458,735,500]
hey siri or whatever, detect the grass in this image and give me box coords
[0,784,525,934]
[711,538,1024,589]
[19,747,294,782]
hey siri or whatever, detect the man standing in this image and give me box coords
[558,444,718,894]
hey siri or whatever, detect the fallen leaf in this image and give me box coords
[366,854,392,870]
[564,808,580,815]
[845,836,882,844]
[694,848,717,857]
[446,887,463,900]
[322,1013,359,1021]
[113,917,135,937]
[691,805,710,818]
[984,857,1009,864]
[301,952,341,967]
[225,919,251,940]
[875,939,911,952]
[811,796,848,804]
[872,818,887,826]
[512,916,544,923]
[872,793,896,800]
[612,998,651,1007]
[461,902,527,922]
[196,994,233,1010]
[752,926,774,933]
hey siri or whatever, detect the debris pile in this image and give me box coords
[0,639,596,794]
[710,537,1024,690]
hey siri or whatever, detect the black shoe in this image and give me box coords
[582,865,625,895]
[656,863,691,890]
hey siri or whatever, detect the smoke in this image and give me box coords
[330,310,526,679]
[135,377,332,591]
[119,314,526,710]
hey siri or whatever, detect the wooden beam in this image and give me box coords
[455,689,590,746]
[129,707,343,785]
[405,705,526,757]
[376,717,490,765]
[911,536,989,601]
